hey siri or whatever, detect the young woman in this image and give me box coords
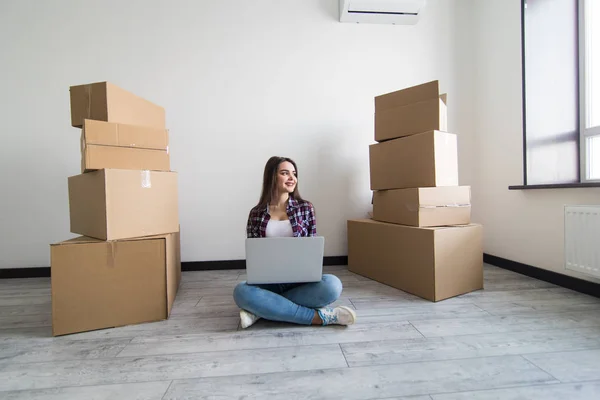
[233,156,357,328]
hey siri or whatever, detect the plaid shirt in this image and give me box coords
[247,197,317,238]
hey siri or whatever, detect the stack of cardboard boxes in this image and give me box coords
[50,82,181,336]
[348,81,483,302]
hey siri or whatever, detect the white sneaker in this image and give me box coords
[317,306,357,326]
[239,309,260,329]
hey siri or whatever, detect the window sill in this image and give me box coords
[509,182,600,190]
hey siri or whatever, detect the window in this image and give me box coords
[520,0,600,186]
[580,0,600,180]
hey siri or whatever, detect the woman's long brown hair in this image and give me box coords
[255,156,305,209]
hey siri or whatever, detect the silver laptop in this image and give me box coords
[245,236,325,284]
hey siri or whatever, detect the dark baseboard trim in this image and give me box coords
[484,253,600,299]
[182,256,349,272]
[0,267,51,279]
[182,260,246,271]
[0,256,349,279]
[323,256,349,266]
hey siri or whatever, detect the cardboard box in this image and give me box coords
[68,169,179,240]
[369,130,458,190]
[373,186,471,227]
[375,95,447,142]
[70,82,166,129]
[50,231,181,336]
[81,144,170,173]
[82,119,169,150]
[347,219,483,302]
[375,80,441,111]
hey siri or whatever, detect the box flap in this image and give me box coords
[433,131,459,186]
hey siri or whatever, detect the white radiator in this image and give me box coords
[564,205,600,279]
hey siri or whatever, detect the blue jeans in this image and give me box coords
[233,274,343,325]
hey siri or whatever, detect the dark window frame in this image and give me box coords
[511,0,600,190]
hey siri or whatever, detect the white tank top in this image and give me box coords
[265,219,294,237]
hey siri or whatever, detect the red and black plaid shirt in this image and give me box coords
[246,197,317,238]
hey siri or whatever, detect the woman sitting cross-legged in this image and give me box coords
[233,156,357,329]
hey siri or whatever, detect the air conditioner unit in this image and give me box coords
[339,0,427,25]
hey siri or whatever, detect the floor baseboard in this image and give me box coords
[484,253,600,299]
[6,254,598,301]
[0,267,51,279]
[0,256,350,278]
[182,256,349,271]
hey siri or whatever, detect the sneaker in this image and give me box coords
[317,306,356,326]
[239,309,260,329]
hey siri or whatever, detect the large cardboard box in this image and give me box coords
[70,82,166,129]
[375,95,447,142]
[369,130,458,190]
[50,231,181,336]
[68,169,179,240]
[81,144,170,173]
[373,186,471,227]
[347,219,483,302]
[82,119,169,150]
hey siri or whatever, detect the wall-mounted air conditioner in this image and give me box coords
[339,0,427,25]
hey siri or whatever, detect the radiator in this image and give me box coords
[564,205,600,279]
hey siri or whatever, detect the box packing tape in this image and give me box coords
[141,170,151,188]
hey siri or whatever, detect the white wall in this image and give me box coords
[0,0,472,268]
[470,0,600,284]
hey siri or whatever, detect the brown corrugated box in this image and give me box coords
[82,119,169,150]
[373,186,471,227]
[50,231,181,336]
[375,80,447,142]
[81,144,170,173]
[375,80,441,111]
[70,82,166,129]
[369,130,458,190]
[68,169,179,241]
[375,96,447,142]
[347,219,483,302]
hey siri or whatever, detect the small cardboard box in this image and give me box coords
[374,80,447,142]
[369,130,458,190]
[81,144,170,173]
[375,95,447,142]
[82,119,169,150]
[347,219,483,302]
[68,169,179,241]
[373,186,471,227]
[50,231,181,336]
[70,82,166,129]
[375,80,441,111]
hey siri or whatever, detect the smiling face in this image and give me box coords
[276,161,297,195]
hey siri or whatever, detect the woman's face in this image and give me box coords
[276,161,297,195]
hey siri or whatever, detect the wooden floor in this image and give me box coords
[1,264,600,399]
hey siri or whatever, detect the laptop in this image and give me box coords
[245,236,325,284]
